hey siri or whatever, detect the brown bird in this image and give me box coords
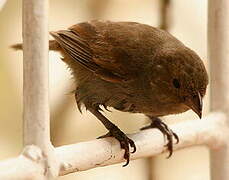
[12,20,208,167]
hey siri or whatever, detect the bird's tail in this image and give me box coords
[11,40,60,51]
[11,43,23,50]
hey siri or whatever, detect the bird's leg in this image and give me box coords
[89,107,136,167]
[140,116,179,157]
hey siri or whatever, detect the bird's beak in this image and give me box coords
[184,92,203,119]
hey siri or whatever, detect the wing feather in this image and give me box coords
[50,29,127,83]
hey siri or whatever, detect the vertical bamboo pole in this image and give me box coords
[0,0,7,11]
[208,0,229,179]
[159,0,171,31]
[23,0,58,178]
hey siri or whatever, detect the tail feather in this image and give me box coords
[11,43,22,50]
[11,40,60,51]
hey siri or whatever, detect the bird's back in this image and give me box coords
[68,20,183,74]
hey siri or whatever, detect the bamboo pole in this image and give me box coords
[0,112,227,179]
[159,0,172,31]
[208,0,229,179]
[0,0,6,11]
[22,0,58,178]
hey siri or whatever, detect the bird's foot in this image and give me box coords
[97,126,136,167]
[140,118,179,157]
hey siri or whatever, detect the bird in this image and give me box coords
[12,20,209,167]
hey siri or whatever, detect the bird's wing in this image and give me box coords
[50,29,128,83]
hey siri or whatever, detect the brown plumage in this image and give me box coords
[12,20,208,166]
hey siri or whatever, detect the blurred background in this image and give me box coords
[0,0,209,179]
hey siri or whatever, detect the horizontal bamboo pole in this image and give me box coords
[0,112,227,179]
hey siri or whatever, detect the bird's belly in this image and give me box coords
[112,98,190,117]
[113,99,137,112]
[142,103,190,117]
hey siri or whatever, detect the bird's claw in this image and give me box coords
[140,118,179,157]
[98,126,136,167]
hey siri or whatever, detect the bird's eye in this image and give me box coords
[172,79,180,88]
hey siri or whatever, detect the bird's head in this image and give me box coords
[150,47,208,118]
